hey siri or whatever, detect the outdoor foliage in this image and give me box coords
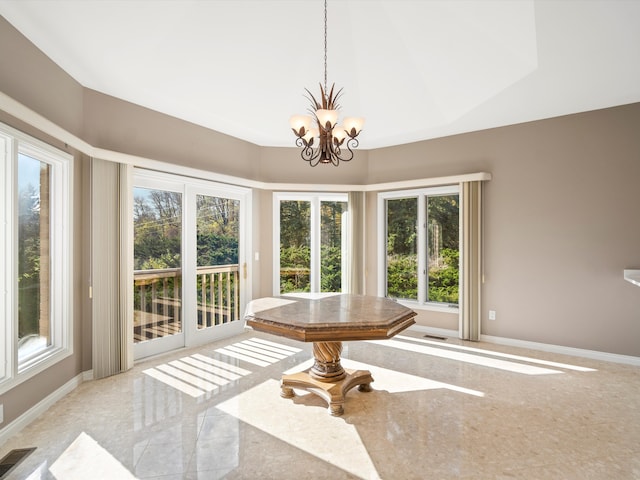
[279,200,311,292]
[133,189,182,270]
[386,194,459,305]
[133,189,240,323]
[321,245,342,292]
[279,244,311,292]
[196,195,239,266]
[279,200,344,293]
[17,180,42,339]
[428,248,459,303]
[427,195,459,304]
[133,191,240,270]
[387,253,418,300]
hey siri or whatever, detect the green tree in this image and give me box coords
[320,201,345,292]
[17,182,41,338]
[428,248,459,303]
[197,195,239,266]
[280,200,310,247]
[279,201,311,292]
[387,197,417,255]
[428,195,459,251]
[133,189,182,270]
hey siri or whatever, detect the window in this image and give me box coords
[379,186,459,309]
[274,193,347,295]
[133,187,183,342]
[1,123,73,393]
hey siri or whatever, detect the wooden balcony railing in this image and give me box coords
[133,264,240,343]
[197,264,240,329]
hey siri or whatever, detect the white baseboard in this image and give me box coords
[408,325,640,366]
[480,334,640,366]
[0,371,90,447]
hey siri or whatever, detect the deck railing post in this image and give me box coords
[134,264,239,341]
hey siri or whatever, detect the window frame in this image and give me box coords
[273,192,348,296]
[377,185,460,313]
[1,122,73,395]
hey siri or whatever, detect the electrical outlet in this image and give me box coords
[0,404,4,423]
[488,310,496,321]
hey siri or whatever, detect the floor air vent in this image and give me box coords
[0,448,36,479]
[423,334,447,341]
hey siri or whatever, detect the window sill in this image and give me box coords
[395,300,459,315]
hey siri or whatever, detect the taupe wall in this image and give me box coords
[83,89,262,180]
[254,190,274,299]
[258,147,369,185]
[366,104,640,356]
[1,18,90,430]
[1,13,640,432]
[0,17,83,137]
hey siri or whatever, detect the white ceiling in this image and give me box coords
[1,0,639,149]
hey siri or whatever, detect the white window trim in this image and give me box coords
[377,185,460,313]
[273,192,348,296]
[0,122,73,395]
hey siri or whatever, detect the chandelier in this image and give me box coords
[289,0,364,167]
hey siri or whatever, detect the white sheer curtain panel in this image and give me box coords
[346,191,365,294]
[91,159,133,379]
[460,181,482,341]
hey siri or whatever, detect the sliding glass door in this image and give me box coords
[133,170,250,360]
[133,180,184,358]
[191,188,242,345]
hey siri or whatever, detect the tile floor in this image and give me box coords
[1,330,639,479]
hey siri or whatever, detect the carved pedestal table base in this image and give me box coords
[280,341,373,416]
[244,294,416,417]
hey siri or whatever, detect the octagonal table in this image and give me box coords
[244,294,416,416]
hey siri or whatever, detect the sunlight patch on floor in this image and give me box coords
[216,379,382,480]
[215,337,302,367]
[142,367,207,398]
[143,338,301,397]
[395,335,597,372]
[367,339,563,375]
[24,461,47,480]
[49,432,137,479]
[343,358,484,396]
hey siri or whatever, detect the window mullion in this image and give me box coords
[272,195,281,296]
[417,195,427,304]
[1,133,15,383]
[310,197,320,292]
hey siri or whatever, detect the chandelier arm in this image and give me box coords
[308,151,325,167]
[335,137,359,163]
[300,144,322,166]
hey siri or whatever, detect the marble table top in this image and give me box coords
[244,294,416,342]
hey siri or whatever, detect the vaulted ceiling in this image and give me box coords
[1,0,639,149]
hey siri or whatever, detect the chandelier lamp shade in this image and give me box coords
[289,0,364,167]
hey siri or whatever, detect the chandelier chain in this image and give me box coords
[324,0,328,96]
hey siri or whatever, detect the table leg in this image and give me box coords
[280,340,374,416]
[310,341,346,382]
